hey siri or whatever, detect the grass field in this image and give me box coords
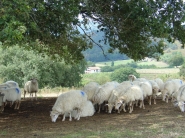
[96,59,169,68]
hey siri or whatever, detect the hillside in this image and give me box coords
[83,30,185,63]
[83,30,128,62]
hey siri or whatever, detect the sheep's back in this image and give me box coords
[93,81,119,104]
[123,85,143,102]
[52,90,87,113]
[82,82,99,101]
[2,87,21,102]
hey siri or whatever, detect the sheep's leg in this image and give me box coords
[154,98,156,104]
[62,114,66,121]
[24,91,26,99]
[16,101,21,110]
[142,100,145,109]
[129,102,133,113]
[97,104,101,113]
[166,96,169,103]
[123,104,127,112]
[69,112,72,121]
[76,109,81,120]
[117,106,121,113]
[14,101,18,109]
[1,103,5,112]
[139,100,142,108]
[148,96,151,105]
[35,92,37,101]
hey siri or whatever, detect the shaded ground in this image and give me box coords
[0,97,185,138]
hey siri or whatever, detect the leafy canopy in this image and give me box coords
[1,0,185,62]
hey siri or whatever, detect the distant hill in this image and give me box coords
[82,30,129,62]
[83,30,184,62]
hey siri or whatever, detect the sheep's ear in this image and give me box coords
[105,104,108,106]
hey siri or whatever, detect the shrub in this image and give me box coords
[110,67,140,83]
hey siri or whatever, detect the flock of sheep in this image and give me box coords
[0,78,38,111]
[50,75,185,122]
[0,76,185,123]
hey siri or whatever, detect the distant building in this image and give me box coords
[85,67,101,73]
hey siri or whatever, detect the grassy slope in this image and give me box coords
[96,59,169,68]
[96,40,185,68]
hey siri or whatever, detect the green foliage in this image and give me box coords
[1,1,185,63]
[82,1,185,61]
[101,66,114,72]
[0,46,86,88]
[179,64,185,80]
[101,62,157,72]
[161,52,184,67]
[0,0,92,63]
[82,73,111,85]
[86,61,96,67]
[110,67,140,83]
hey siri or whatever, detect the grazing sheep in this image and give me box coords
[24,78,38,100]
[115,85,145,114]
[65,100,95,119]
[154,78,164,92]
[162,79,183,103]
[0,87,21,111]
[92,81,119,113]
[173,84,185,112]
[50,90,88,122]
[82,82,99,101]
[107,81,133,113]
[149,80,160,104]
[139,81,153,105]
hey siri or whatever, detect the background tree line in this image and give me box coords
[0,45,86,88]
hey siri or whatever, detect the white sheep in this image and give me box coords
[92,81,119,113]
[139,81,153,105]
[128,74,147,82]
[0,87,21,111]
[149,80,160,104]
[82,82,99,101]
[0,81,20,107]
[128,75,137,82]
[154,78,164,92]
[162,79,183,103]
[115,85,145,114]
[0,80,19,89]
[65,100,95,119]
[24,78,38,100]
[50,90,88,122]
[173,84,185,112]
[107,81,133,113]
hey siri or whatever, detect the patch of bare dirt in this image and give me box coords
[0,97,185,138]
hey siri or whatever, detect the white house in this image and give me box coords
[85,67,101,73]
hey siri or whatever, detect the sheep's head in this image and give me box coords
[106,103,114,114]
[161,90,168,101]
[50,110,60,123]
[115,97,125,110]
[30,78,38,84]
[152,86,159,98]
[178,101,185,112]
